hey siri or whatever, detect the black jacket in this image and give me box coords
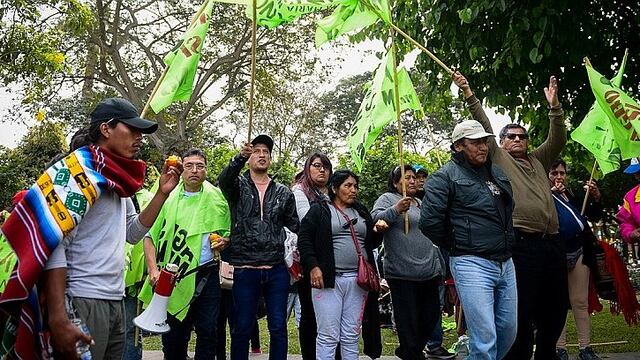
[218,155,299,266]
[420,152,515,261]
[297,200,383,359]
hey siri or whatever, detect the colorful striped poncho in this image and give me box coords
[0,145,146,360]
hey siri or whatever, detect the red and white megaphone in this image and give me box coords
[134,263,179,333]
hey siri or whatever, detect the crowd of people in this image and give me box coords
[0,70,638,360]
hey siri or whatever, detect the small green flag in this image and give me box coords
[347,49,422,171]
[246,0,340,28]
[315,0,390,47]
[149,0,214,114]
[585,56,640,160]
[571,52,627,175]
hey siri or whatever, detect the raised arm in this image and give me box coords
[530,76,567,170]
[452,72,497,155]
[218,143,252,202]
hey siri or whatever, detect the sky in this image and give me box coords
[0,40,512,149]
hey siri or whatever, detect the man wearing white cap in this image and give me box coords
[420,120,517,360]
[453,72,568,360]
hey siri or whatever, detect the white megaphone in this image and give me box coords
[134,263,179,333]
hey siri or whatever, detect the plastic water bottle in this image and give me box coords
[70,318,92,360]
[65,296,92,360]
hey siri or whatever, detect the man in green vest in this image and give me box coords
[140,148,231,360]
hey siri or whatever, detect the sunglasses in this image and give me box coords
[311,162,330,171]
[342,217,358,229]
[504,133,529,140]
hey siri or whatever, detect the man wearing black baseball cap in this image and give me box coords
[218,134,299,360]
[90,98,158,134]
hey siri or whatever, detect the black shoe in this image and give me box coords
[578,347,602,360]
[425,346,456,359]
[556,348,568,360]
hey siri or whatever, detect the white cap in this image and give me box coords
[451,120,495,142]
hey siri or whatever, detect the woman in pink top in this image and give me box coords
[616,158,640,245]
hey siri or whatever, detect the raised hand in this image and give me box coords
[544,75,560,108]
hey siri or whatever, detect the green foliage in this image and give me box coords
[0,122,68,209]
[338,135,450,208]
[0,0,94,100]
[390,0,639,145]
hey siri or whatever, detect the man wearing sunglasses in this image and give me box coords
[452,72,568,360]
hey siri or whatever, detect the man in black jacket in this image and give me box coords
[218,134,299,360]
[420,120,517,360]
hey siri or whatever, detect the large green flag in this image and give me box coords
[571,52,628,175]
[347,49,422,171]
[246,0,340,28]
[315,0,390,47]
[584,56,640,160]
[149,0,214,114]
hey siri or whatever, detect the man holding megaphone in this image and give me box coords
[139,148,231,360]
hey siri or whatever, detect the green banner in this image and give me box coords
[139,181,230,321]
[246,0,340,28]
[149,0,214,114]
[585,57,640,160]
[315,0,390,47]
[347,49,422,171]
[571,52,627,175]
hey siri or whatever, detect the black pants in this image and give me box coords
[387,277,441,360]
[216,288,234,360]
[504,231,569,360]
[163,268,221,360]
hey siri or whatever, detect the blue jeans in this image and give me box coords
[231,263,289,360]
[450,256,517,360]
[123,294,142,360]
[162,268,221,360]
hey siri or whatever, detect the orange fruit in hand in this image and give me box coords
[209,233,221,248]
[165,155,180,168]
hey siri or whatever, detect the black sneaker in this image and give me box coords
[425,346,456,359]
[556,348,569,360]
[578,347,602,360]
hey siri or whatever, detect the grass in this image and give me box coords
[143,303,640,355]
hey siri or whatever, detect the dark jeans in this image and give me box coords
[230,263,289,360]
[297,277,316,360]
[504,231,569,360]
[123,294,142,360]
[162,268,221,360]
[387,277,441,360]
[217,288,235,360]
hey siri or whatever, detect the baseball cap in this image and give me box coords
[624,157,640,174]
[452,120,495,142]
[90,98,158,134]
[251,134,274,153]
[413,164,428,176]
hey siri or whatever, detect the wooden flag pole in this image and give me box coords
[581,161,598,215]
[141,0,210,118]
[247,0,258,143]
[360,0,453,75]
[425,120,443,167]
[390,32,409,234]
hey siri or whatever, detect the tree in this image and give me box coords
[0,122,68,209]
[1,0,329,156]
[391,0,639,135]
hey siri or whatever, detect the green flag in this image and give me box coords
[347,49,422,171]
[571,52,627,175]
[149,0,214,114]
[315,0,390,47]
[585,56,640,160]
[246,0,340,28]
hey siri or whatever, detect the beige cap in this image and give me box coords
[451,120,495,142]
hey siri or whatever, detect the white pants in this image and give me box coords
[312,272,368,360]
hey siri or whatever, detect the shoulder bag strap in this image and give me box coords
[333,203,363,257]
